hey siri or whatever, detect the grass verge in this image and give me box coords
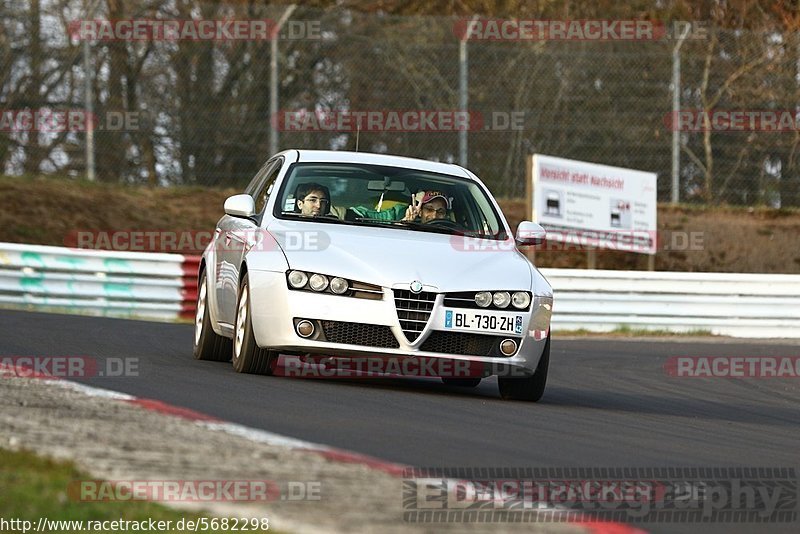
[553,325,716,337]
[0,448,271,533]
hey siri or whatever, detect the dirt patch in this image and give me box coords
[3,175,799,273]
[0,177,235,250]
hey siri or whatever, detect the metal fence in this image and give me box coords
[2,2,800,206]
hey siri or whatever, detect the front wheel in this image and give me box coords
[193,268,232,362]
[498,335,550,402]
[232,273,277,375]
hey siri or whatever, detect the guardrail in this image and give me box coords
[1,242,798,337]
[541,268,800,338]
[0,243,198,321]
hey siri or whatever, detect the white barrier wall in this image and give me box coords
[541,268,800,338]
[0,243,198,321]
[1,242,799,337]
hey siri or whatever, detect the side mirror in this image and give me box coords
[224,194,256,218]
[515,221,546,246]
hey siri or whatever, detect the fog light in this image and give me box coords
[499,338,518,356]
[296,320,315,338]
[493,291,511,308]
[512,291,531,309]
[330,277,349,294]
[288,270,308,288]
[475,291,492,308]
[309,274,328,292]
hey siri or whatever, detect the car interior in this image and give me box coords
[275,163,505,238]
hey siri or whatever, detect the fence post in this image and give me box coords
[270,4,297,156]
[458,32,468,167]
[671,25,690,204]
[83,0,95,182]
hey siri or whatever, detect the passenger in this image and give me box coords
[403,191,451,223]
[348,190,452,223]
[294,182,332,217]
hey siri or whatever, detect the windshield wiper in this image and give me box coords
[348,217,453,235]
[389,219,461,236]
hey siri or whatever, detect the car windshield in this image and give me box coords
[273,162,507,239]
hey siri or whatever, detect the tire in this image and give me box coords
[441,377,482,388]
[498,335,550,402]
[232,273,277,375]
[193,268,232,362]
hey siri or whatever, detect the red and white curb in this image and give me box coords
[3,364,646,534]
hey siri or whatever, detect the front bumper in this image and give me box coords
[247,269,552,375]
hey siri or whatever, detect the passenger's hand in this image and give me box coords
[402,204,419,221]
[403,194,421,221]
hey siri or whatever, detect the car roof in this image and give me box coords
[290,150,473,179]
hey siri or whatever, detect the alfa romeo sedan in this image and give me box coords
[194,150,553,401]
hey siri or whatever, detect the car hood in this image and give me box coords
[266,219,533,292]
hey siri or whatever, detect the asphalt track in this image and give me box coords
[2,309,799,532]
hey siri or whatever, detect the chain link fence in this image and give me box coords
[2,1,800,206]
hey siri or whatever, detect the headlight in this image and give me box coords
[288,270,308,288]
[309,274,329,292]
[475,291,492,308]
[330,277,349,294]
[512,291,531,309]
[492,291,511,308]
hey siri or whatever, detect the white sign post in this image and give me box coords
[527,155,657,267]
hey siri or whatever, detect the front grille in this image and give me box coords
[421,331,516,357]
[393,289,436,342]
[320,320,399,348]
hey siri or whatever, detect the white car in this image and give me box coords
[194,150,553,401]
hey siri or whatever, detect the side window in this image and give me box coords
[254,160,282,213]
[245,161,272,197]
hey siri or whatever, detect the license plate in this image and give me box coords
[444,310,523,335]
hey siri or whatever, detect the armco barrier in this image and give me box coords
[0,243,198,321]
[541,268,800,338]
[1,243,799,337]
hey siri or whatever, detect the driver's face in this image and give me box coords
[420,198,447,224]
[298,190,329,216]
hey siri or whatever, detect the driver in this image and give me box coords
[295,182,331,217]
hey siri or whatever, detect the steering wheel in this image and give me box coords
[426,218,465,230]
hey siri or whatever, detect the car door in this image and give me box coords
[215,158,283,325]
